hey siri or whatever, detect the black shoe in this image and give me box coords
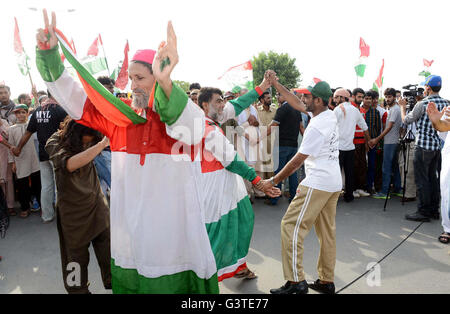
[307,279,335,294]
[405,212,431,222]
[270,280,308,294]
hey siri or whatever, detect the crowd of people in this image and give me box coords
[0,10,449,295]
[196,79,448,223]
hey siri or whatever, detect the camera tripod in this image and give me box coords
[383,130,414,211]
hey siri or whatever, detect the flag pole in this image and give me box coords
[24,49,39,107]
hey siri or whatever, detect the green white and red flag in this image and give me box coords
[375,59,384,89]
[218,61,254,91]
[82,34,109,76]
[14,17,31,76]
[355,37,369,78]
[419,58,433,77]
[114,40,129,90]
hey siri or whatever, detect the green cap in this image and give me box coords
[13,104,29,112]
[307,81,333,103]
[231,86,242,94]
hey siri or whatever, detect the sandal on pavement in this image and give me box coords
[438,232,450,244]
[234,268,258,280]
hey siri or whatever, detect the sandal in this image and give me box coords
[234,267,258,280]
[8,208,16,216]
[20,210,30,218]
[438,232,450,244]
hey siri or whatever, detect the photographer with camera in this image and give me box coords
[400,75,449,222]
[397,86,424,203]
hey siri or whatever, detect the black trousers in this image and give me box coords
[414,146,441,217]
[16,171,41,212]
[339,150,355,202]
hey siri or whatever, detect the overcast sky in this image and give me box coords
[2,0,450,99]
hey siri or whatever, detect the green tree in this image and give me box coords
[252,51,301,95]
[173,80,191,92]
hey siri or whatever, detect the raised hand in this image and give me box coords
[258,70,272,91]
[36,9,57,50]
[398,97,407,109]
[266,70,278,85]
[152,21,179,87]
[426,102,444,124]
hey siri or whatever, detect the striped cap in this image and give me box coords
[13,104,28,112]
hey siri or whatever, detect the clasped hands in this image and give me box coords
[253,180,281,198]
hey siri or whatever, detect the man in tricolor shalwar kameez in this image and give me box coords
[36,10,217,294]
[195,85,281,281]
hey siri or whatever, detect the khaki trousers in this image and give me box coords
[281,185,340,283]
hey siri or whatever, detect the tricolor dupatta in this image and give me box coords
[54,29,147,127]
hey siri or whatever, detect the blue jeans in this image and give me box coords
[94,150,111,188]
[39,160,56,221]
[381,144,401,195]
[271,146,298,204]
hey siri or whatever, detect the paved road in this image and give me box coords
[1,195,449,294]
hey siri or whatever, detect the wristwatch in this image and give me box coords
[269,176,276,186]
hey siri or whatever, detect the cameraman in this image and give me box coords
[398,90,424,202]
[400,75,448,222]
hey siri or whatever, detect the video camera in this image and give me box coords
[400,84,423,144]
[402,84,424,111]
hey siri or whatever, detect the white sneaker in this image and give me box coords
[356,189,370,197]
[353,191,361,198]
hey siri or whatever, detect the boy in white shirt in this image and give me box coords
[8,105,41,218]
